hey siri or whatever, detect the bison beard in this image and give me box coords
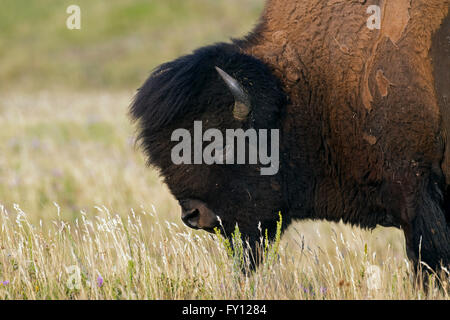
[131,0,450,272]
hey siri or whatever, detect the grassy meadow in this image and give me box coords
[0,0,449,299]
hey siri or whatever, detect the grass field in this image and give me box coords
[0,1,449,299]
[0,0,262,91]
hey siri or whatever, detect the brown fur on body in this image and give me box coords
[131,0,450,270]
[237,0,450,268]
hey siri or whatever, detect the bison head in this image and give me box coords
[130,43,288,254]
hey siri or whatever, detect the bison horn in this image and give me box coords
[215,66,251,121]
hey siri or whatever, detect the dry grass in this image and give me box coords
[0,91,449,300]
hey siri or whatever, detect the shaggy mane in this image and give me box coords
[130,42,240,132]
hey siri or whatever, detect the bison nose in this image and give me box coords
[180,199,218,232]
[181,208,201,229]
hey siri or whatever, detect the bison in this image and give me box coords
[130,0,450,271]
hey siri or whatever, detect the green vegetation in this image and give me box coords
[0,0,263,91]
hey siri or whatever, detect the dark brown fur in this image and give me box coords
[131,0,450,270]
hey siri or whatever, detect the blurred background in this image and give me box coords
[0,0,405,263]
[0,0,263,91]
[0,0,264,221]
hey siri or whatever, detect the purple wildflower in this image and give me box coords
[320,287,328,295]
[97,275,103,287]
[1,280,10,285]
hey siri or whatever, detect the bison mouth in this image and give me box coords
[179,199,219,233]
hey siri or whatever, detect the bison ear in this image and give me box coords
[215,66,251,121]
